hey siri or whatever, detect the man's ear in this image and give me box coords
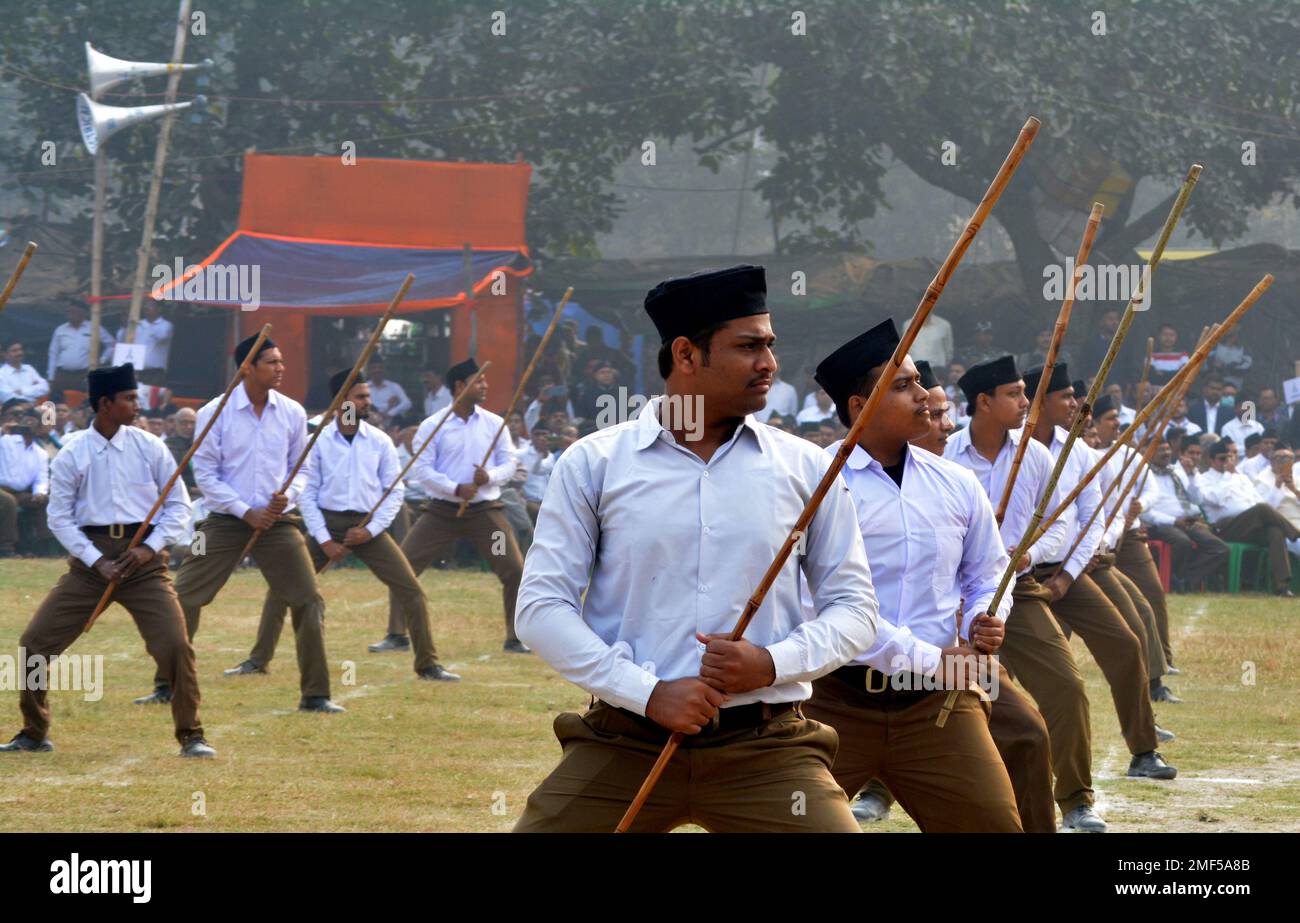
[671,335,697,375]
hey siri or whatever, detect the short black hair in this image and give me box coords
[657,320,728,380]
[1210,439,1234,460]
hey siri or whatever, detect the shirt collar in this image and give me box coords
[233,381,281,413]
[840,439,912,474]
[88,424,129,454]
[633,395,763,454]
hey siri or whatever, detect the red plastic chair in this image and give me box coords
[1147,539,1173,593]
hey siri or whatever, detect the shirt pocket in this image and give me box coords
[929,526,965,596]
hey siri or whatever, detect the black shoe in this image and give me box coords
[180,738,216,758]
[1060,804,1108,832]
[503,639,532,654]
[1155,724,1176,743]
[368,634,410,653]
[133,686,172,705]
[1152,685,1183,704]
[417,664,462,682]
[1128,750,1177,780]
[0,732,53,752]
[298,697,346,713]
[223,659,267,676]
[1276,587,1296,598]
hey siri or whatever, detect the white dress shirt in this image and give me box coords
[395,443,430,501]
[518,443,555,503]
[1196,468,1264,523]
[795,403,835,425]
[754,378,799,422]
[902,314,954,368]
[423,385,451,417]
[0,363,49,402]
[828,441,1010,677]
[47,322,113,376]
[115,316,173,370]
[46,424,190,567]
[1200,400,1223,435]
[191,382,309,519]
[409,405,517,503]
[300,420,404,545]
[1043,426,1106,579]
[0,435,49,494]
[515,396,879,715]
[1254,467,1300,531]
[945,424,1070,575]
[1238,454,1271,480]
[1221,417,1264,453]
[1166,416,1202,437]
[368,379,412,419]
[1140,466,1202,527]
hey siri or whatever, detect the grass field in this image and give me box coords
[0,559,1296,832]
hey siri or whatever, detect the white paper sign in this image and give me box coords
[110,343,147,368]
[1283,376,1300,406]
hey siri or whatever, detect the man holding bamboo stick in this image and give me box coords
[227,370,457,683]
[946,355,1104,832]
[1023,365,1177,781]
[513,266,876,832]
[1,364,213,757]
[139,334,343,713]
[381,357,527,654]
[798,319,1022,832]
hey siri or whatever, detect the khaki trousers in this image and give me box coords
[169,513,330,698]
[393,500,523,643]
[0,488,51,554]
[17,533,204,745]
[514,702,859,833]
[1213,504,1300,590]
[1115,534,1174,664]
[249,509,439,673]
[1089,556,1165,683]
[1037,566,1157,756]
[997,575,1094,813]
[803,672,1022,832]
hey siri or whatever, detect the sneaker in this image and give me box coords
[1165,664,1182,676]
[298,696,346,714]
[1151,685,1183,704]
[503,639,532,654]
[367,634,411,653]
[0,732,53,753]
[180,738,216,758]
[417,664,462,682]
[1155,724,1176,743]
[1061,804,1107,832]
[133,686,172,705]
[1128,750,1177,780]
[223,659,267,676]
[850,791,891,823]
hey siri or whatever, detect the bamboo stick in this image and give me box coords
[0,241,37,313]
[617,117,1042,831]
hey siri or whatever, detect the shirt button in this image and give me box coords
[703,526,711,535]
[702,470,710,478]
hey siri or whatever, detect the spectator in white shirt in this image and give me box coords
[902,312,954,368]
[365,356,412,422]
[1165,398,1202,437]
[46,299,114,394]
[1237,431,1276,480]
[0,343,49,404]
[0,408,51,556]
[1104,382,1136,427]
[1198,439,1299,595]
[753,371,798,423]
[519,425,556,518]
[114,302,173,384]
[795,388,835,424]
[1221,399,1265,453]
[1253,445,1300,556]
[421,369,452,417]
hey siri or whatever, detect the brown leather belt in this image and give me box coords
[82,523,150,540]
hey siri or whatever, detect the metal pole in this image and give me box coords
[89,149,106,368]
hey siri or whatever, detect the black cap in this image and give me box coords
[814,319,902,427]
[87,363,138,409]
[1072,379,1087,398]
[446,357,480,391]
[958,355,1020,407]
[329,368,365,399]
[1091,394,1119,418]
[1245,432,1265,450]
[916,360,940,391]
[1,397,25,412]
[1210,438,1234,459]
[1023,363,1071,401]
[234,333,277,367]
[644,265,767,345]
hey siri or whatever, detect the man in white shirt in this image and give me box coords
[421,370,451,417]
[229,370,457,682]
[1141,434,1228,590]
[389,357,526,654]
[46,299,114,394]
[513,265,876,832]
[160,334,343,712]
[802,319,1021,832]
[1237,431,1275,480]
[0,363,212,757]
[518,425,555,518]
[753,371,798,423]
[1024,364,1176,783]
[1165,398,1202,437]
[902,311,953,368]
[795,388,835,424]
[1222,402,1265,455]
[1199,438,1300,596]
[948,356,1106,831]
[0,408,51,556]
[1253,445,1300,556]
[0,342,49,404]
[365,355,412,422]
[114,302,173,385]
